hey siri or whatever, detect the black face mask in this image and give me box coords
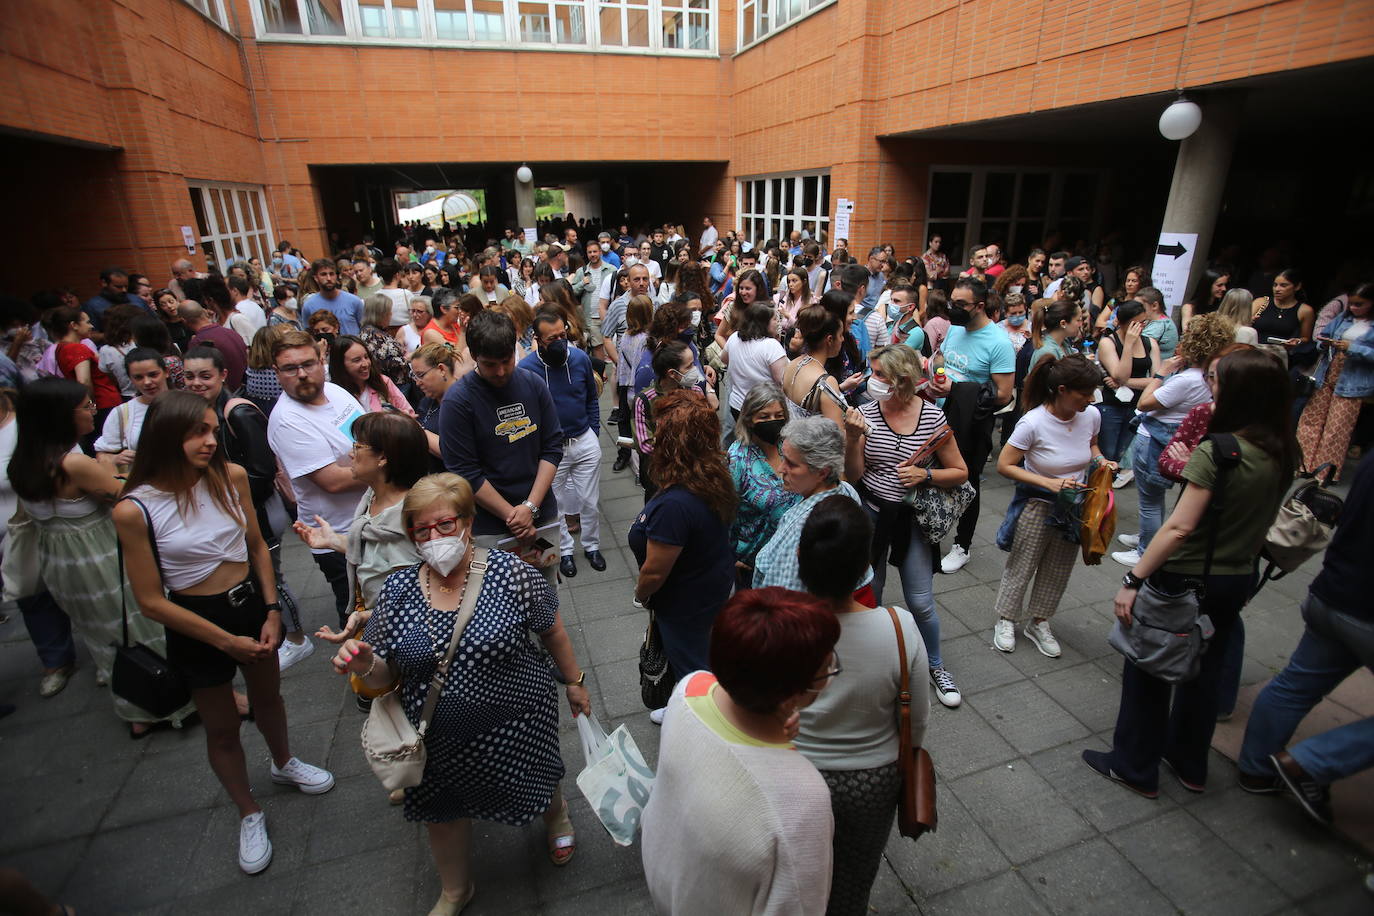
[752,418,786,446]
[948,303,973,326]
[679,329,696,344]
[540,338,569,368]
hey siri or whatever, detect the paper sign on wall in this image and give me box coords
[1151,231,1197,316]
[834,198,854,242]
[180,226,196,254]
[523,227,538,244]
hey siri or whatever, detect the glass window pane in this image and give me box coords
[260,0,304,33]
[519,2,551,42]
[770,178,782,214]
[929,172,971,219]
[473,0,505,40]
[1019,172,1050,218]
[927,222,965,264]
[554,1,585,42]
[189,189,211,240]
[1060,173,1097,219]
[359,3,386,35]
[305,0,345,35]
[209,189,228,235]
[236,191,253,234]
[784,177,796,213]
[393,0,421,36]
[1015,220,1042,258]
[433,0,469,38]
[741,0,755,45]
[982,172,1015,218]
[599,0,622,43]
[802,175,818,216]
[249,190,266,233]
[661,6,682,48]
[821,175,830,216]
[626,0,648,45]
[980,221,1010,252]
[752,181,765,214]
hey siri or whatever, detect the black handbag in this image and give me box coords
[638,610,673,710]
[111,498,190,718]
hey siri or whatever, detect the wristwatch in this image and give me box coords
[263,602,282,612]
[520,499,540,520]
[568,670,587,687]
[1122,571,1144,590]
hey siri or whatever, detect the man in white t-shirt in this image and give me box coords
[227,275,266,345]
[267,330,367,630]
[376,257,412,328]
[699,217,718,256]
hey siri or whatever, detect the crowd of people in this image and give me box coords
[1,216,1371,915]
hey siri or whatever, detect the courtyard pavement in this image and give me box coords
[2,409,1371,915]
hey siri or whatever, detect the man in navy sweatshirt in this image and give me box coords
[440,310,563,583]
[520,310,605,579]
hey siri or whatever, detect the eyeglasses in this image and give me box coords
[78,401,97,411]
[276,359,320,375]
[349,442,374,454]
[411,364,437,381]
[408,516,461,542]
[806,651,842,692]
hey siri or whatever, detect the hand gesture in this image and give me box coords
[223,634,272,665]
[294,514,345,552]
[1160,355,1185,376]
[839,371,864,393]
[258,613,283,651]
[332,638,374,676]
[704,365,717,388]
[1161,440,1191,469]
[317,610,367,644]
[927,372,952,398]
[506,503,536,540]
[843,407,867,439]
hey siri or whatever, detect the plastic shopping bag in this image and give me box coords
[575,715,655,846]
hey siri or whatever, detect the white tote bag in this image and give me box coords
[575,715,655,846]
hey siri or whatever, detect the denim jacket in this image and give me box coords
[996,482,1081,551]
[1314,311,1374,398]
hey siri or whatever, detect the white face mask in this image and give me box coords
[867,376,893,402]
[283,296,297,311]
[625,254,638,265]
[1009,285,1023,295]
[600,242,611,252]
[676,366,704,389]
[690,310,702,327]
[418,533,467,576]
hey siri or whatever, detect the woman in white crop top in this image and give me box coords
[113,390,334,876]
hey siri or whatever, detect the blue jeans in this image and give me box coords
[1130,432,1171,551]
[1097,403,1135,463]
[1238,593,1374,784]
[19,590,76,669]
[866,510,942,669]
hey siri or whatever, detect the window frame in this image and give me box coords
[187,181,277,273]
[251,0,717,56]
[181,0,233,31]
[736,169,831,249]
[735,0,834,55]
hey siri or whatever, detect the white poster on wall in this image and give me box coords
[834,198,854,243]
[523,227,538,245]
[180,225,196,254]
[1152,232,1197,316]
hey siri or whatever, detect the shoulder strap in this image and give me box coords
[116,496,164,648]
[885,606,916,768]
[417,548,489,738]
[1200,433,1242,580]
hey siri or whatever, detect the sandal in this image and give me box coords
[426,882,474,916]
[546,801,576,866]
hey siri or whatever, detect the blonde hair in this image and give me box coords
[1217,288,1254,329]
[496,293,535,336]
[411,341,456,371]
[867,343,926,401]
[1178,312,1237,366]
[402,473,475,532]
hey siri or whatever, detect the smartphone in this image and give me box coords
[1265,337,1289,345]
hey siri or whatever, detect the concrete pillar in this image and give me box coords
[514,168,536,234]
[1158,92,1243,303]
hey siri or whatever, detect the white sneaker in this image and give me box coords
[1024,620,1062,658]
[993,618,1016,653]
[238,812,272,874]
[940,545,970,574]
[1111,549,1142,567]
[39,665,75,697]
[648,707,666,725]
[1112,468,1135,489]
[277,636,314,671]
[1117,533,1139,550]
[270,757,335,795]
[929,667,962,708]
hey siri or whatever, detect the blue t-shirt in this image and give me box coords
[1143,318,1179,361]
[627,485,734,677]
[940,322,1015,384]
[306,290,364,336]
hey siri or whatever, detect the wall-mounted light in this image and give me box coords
[516,164,533,183]
[1158,96,1202,141]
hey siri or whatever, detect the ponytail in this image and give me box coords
[1021,353,1101,412]
[1030,298,1077,350]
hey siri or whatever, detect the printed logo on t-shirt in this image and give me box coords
[494,403,538,443]
[335,403,364,442]
[942,347,971,381]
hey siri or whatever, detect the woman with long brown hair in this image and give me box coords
[775,266,815,334]
[630,389,737,723]
[537,280,587,351]
[115,390,332,873]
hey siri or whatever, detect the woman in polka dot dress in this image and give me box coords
[335,474,592,916]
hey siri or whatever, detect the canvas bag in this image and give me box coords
[1255,465,1343,591]
[1079,460,1118,565]
[575,714,656,846]
[361,550,487,791]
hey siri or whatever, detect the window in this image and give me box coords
[188,182,276,272]
[182,0,231,29]
[737,171,830,249]
[255,0,712,52]
[737,0,833,52]
[924,167,1107,267]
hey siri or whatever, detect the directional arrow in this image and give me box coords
[1156,241,1188,259]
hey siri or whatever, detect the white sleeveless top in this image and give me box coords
[400,323,422,356]
[128,479,248,592]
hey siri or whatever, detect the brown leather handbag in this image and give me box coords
[886,606,937,839]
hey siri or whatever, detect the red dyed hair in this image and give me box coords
[710,587,841,715]
[650,389,737,523]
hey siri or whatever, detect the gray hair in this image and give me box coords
[410,295,433,317]
[364,292,393,330]
[734,382,787,449]
[781,415,844,482]
[431,287,459,313]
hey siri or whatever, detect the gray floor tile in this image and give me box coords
[883,792,1011,898]
[1022,836,1173,915]
[965,680,1090,756]
[1027,737,1170,833]
[925,869,1051,916]
[938,633,1026,696]
[1033,661,1127,733]
[950,762,1094,864]
[921,701,1019,780]
[66,809,212,911]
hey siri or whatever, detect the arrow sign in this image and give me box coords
[1151,232,1197,315]
[1156,241,1188,259]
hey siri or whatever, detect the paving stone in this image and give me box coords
[102,738,230,828]
[0,755,135,855]
[999,620,1092,677]
[570,576,644,622]
[1033,661,1127,733]
[601,495,645,524]
[2,837,85,905]
[950,762,1094,865]
[965,680,1091,756]
[937,632,1026,696]
[920,701,1018,780]
[66,809,211,912]
[931,582,1000,632]
[1021,836,1173,915]
[580,615,647,666]
[924,869,1051,916]
[884,790,1011,897]
[1108,808,1292,915]
[1027,737,1170,833]
[178,791,320,898]
[542,875,656,915]
[531,795,647,900]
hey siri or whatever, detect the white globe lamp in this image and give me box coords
[1158,98,1202,141]
[516,164,533,184]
